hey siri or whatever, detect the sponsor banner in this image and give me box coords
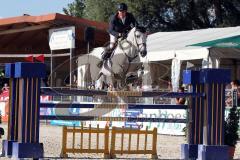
[142,109,186,135]
[48,106,187,135]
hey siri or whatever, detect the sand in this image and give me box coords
[0,123,239,159]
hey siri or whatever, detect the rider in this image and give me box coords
[99,3,138,67]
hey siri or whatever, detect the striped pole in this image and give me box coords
[7,62,46,159]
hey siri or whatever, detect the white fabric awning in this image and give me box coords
[175,48,209,60]
[146,26,240,61]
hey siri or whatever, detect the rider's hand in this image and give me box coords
[122,33,127,39]
[118,33,122,38]
[119,33,127,39]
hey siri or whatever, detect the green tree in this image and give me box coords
[63,0,86,17]
[63,0,240,32]
[83,0,116,22]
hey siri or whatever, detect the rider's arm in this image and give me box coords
[108,15,120,38]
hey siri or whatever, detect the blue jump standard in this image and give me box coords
[2,63,45,159]
[181,69,230,160]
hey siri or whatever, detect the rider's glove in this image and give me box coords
[118,33,127,39]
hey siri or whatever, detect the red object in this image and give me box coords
[35,54,44,63]
[228,146,235,159]
[0,90,9,122]
[25,55,34,62]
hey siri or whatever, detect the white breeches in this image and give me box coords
[110,34,117,49]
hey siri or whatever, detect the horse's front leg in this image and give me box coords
[112,76,126,90]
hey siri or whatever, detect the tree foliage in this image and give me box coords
[63,0,85,17]
[224,106,240,147]
[83,0,116,22]
[63,0,240,33]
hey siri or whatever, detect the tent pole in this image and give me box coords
[50,50,53,88]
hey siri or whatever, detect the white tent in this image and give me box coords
[146,26,240,61]
[144,26,240,91]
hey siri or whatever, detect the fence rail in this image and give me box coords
[60,125,158,159]
[110,126,158,159]
[60,124,110,158]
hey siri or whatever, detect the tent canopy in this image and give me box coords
[190,35,240,48]
[146,26,240,62]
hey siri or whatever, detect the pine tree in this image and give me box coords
[224,106,240,147]
[63,0,240,32]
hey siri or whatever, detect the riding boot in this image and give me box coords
[97,47,113,68]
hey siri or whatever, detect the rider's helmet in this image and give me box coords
[117,3,128,11]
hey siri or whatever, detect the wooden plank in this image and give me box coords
[110,127,116,157]
[80,124,83,149]
[137,126,140,150]
[72,126,76,153]
[61,126,67,156]
[110,128,153,134]
[107,91,142,97]
[152,128,158,155]
[88,124,91,149]
[113,150,153,154]
[104,125,109,155]
[65,148,106,153]
[144,126,148,152]
[96,124,99,150]
[121,126,124,155]
[128,126,132,152]
[66,128,107,133]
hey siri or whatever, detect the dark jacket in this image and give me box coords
[108,12,137,37]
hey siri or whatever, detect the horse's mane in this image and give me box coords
[127,26,146,41]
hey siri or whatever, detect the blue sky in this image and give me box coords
[0,0,74,18]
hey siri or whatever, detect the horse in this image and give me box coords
[78,26,147,90]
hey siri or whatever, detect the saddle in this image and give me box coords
[97,43,118,68]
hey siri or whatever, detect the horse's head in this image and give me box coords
[128,26,147,58]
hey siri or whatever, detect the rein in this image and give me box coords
[118,39,138,63]
[117,30,145,62]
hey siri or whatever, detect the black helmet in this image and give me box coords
[117,3,128,11]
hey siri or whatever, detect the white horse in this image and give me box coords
[79,27,147,89]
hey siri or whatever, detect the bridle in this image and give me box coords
[118,29,146,62]
[134,30,147,54]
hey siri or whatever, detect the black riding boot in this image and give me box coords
[97,47,113,68]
